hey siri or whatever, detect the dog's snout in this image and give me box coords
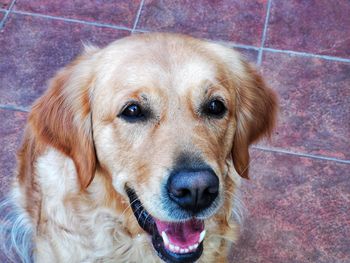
[167,169,219,213]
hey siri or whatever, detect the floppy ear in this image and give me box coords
[29,52,97,188]
[232,62,277,178]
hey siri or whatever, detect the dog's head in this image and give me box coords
[30,33,277,262]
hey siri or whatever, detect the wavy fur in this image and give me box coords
[0,195,33,263]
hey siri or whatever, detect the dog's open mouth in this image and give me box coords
[126,187,205,263]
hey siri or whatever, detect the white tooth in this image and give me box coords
[194,243,199,249]
[189,245,193,250]
[169,244,175,251]
[199,230,206,243]
[162,231,169,246]
[174,246,180,252]
[185,248,189,253]
[180,248,185,253]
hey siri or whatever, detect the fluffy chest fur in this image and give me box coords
[30,148,159,262]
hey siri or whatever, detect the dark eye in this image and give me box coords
[119,103,145,122]
[204,99,227,117]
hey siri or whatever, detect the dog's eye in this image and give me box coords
[119,103,145,122]
[204,99,227,117]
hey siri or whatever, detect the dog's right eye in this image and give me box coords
[202,99,227,118]
[119,103,146,122]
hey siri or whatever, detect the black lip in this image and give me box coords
[126,187,156,235]
[125,187,203,263]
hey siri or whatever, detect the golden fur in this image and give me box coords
[9,33,277,262]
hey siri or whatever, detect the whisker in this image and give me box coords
[137,208,147,225]
[142,213,151,229]
[237,148,265,178]
[120,197,139,218]
[222,188,246,225]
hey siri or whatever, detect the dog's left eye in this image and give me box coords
[119,103,146,122]
[203,99,227,118]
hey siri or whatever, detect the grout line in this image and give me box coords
[132,28,150,33]
[8,0,17,10]
[257,0,272,65]
[12,10,132,32]
[0,10,9,29]
[208,38,260,51]
[252,145,350,164]
[131,18,350,64]
[0,0,16,29]
[3,9,350,64]
[231,43,260,51]
[218,42,350,64]
[132,0,144,32]
[262,47,350,63]
[228,43,350,64]
[0,104,29,113]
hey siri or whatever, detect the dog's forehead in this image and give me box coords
[123,57,217,95]
[170,57,217,95]
[98,38,221,96]
[134,56,215,90]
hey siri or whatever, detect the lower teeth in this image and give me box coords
[166,242,199,254]
[160,230,205,254]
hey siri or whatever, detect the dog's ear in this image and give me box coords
[203,42,277,179]
[29,51,97,189]
[232,62,277,178]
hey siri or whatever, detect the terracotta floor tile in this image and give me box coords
[137,0,267,46]
[266,0,350,58]
[230,149,350,263]
[14,0,141,28]
[260,52,350,160]
[0,1,349,261]
[0,109,27,197]
[0,13,129,107]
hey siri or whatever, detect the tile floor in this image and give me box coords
[0,1,349,262]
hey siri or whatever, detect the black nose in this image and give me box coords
[167,169,219,213]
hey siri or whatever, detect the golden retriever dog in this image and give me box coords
[0,33,277,263]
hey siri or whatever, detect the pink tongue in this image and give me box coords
[155,219,204,247]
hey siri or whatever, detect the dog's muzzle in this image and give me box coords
[126,187,206,263]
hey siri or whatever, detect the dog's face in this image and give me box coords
[30,34,276,262]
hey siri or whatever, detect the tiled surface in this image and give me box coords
[231,150,350,263]
[266,0,350,58]
[261,52,350,160]
[137,0,267,46]
[0,110,27,197]
[14,0,141,28]
[0,1,349,262]
[0,14,129,107]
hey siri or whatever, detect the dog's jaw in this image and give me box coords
[126,187,205,263]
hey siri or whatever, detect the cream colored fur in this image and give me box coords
[12,148,241,262]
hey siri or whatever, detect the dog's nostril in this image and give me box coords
[167,169,219,213]
[171,188,190,198]
[206,186,218,195]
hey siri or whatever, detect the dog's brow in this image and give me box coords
[140,94,148,101]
